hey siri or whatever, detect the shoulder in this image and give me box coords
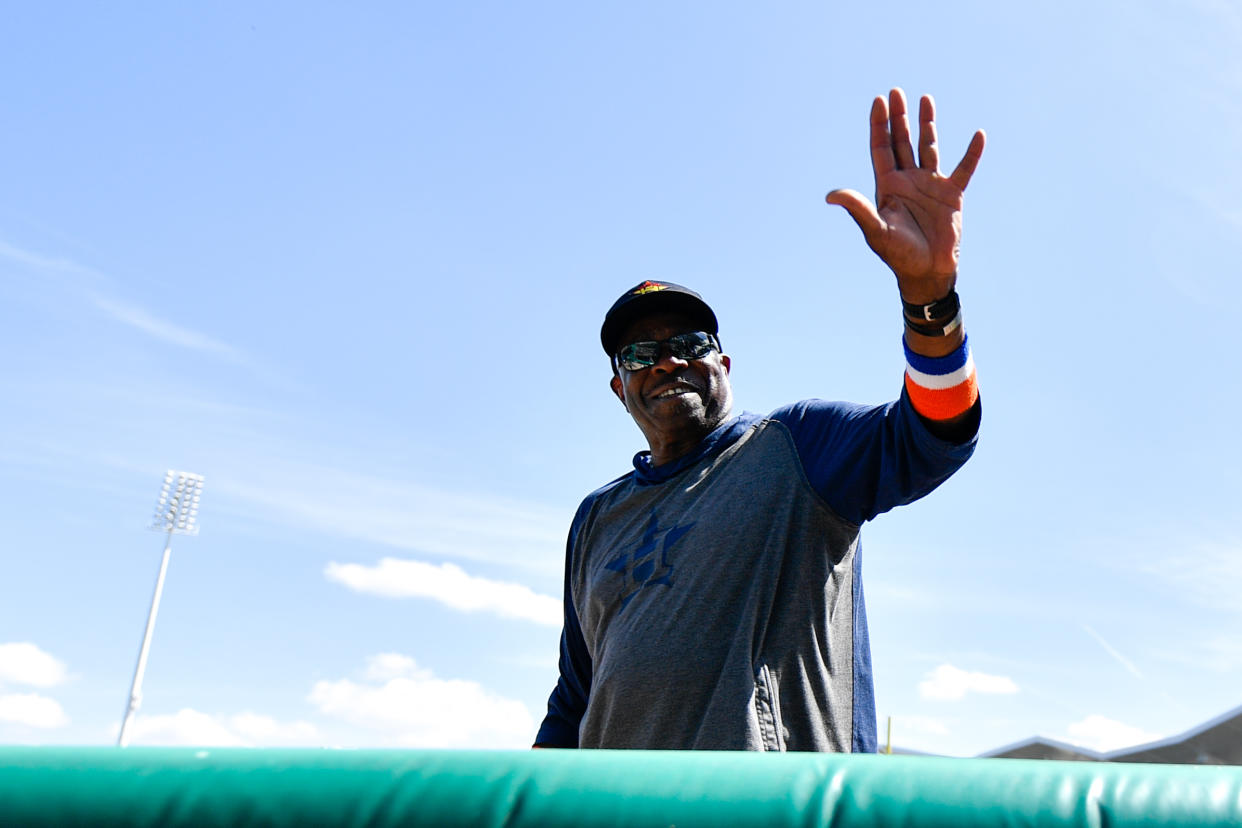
[583,470,635,503]
[766,398,891,435]
[569,469,636,537]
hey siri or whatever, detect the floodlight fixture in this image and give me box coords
[151,470,203,535]
[118,470,205,747]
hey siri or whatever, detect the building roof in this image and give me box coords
[977,703,1242,764]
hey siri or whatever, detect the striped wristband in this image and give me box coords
[903,335,979,421]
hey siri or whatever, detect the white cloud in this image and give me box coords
[1,238,242,360]
[326,557,561,627]
[118,657,534,749]
[126,709,248,747]
[0,693,69,729]
[123,709,321,747]
[0,239,104,281]
[228,713,320,744]
[0,642,69,688]
[364,653,420,682]
[918,664,1019,701]
[309,654,534,748]
[92,296,241,359]
[1065,715,1162,753]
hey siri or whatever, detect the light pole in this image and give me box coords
[117,470,204,747]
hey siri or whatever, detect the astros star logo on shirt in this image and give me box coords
[604,512,694,609]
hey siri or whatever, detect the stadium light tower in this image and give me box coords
[117,470,204,747]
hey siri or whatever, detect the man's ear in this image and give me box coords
[610,375,627,410]
[721,354,731,373]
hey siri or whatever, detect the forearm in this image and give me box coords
[900,287,979,443]
[823,87,984,444]
[535,550,592,748]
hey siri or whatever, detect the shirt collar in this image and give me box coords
[631,412,759,485]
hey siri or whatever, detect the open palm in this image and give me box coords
[827,89,985,304]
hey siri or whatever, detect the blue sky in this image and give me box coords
[2,1,1239,755]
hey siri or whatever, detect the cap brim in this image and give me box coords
[600,292,718,355]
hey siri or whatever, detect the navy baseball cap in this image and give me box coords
[600,280,719,356]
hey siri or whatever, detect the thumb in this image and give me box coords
[825,188,884,241]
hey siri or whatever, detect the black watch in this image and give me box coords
[902,289,960,323]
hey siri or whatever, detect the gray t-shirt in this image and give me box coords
[537,396,977,751]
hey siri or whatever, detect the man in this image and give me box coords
[535,89,985,751]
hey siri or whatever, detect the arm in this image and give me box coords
[826,89,985,441]
[533,607,591,748]
[770,395,976,525]
[533,517,593,748]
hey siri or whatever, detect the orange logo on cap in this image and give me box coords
[633,281,669,295]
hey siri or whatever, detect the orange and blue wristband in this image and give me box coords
[903,335,978,421]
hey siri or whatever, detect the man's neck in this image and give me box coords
[646,410,732,466]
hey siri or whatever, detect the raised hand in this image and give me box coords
[826,88,985,304]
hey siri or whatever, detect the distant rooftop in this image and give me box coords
[975,703,1242,764]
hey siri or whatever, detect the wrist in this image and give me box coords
[903,325,965,358]
[903,334,979,424]
[902,290,960,325]
[902,289,962,343]
[897,273,957,306]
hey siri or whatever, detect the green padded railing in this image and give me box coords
[1,747,1240,826]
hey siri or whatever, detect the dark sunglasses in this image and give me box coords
[615,331,720,371]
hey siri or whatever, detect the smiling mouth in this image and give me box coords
[652,385,697,400]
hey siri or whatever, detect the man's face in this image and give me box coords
[609,311,733,461]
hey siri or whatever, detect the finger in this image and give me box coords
[888,88,916,169]
[868,95,895,187]
[826,188,885,242]
[918,94,940,172]
[948,129,987,191]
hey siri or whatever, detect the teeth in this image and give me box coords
[656,387,690,398]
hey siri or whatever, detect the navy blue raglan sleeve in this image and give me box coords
[534,502,594,748]
[769,389,978,525]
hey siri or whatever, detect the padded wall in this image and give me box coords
[2,747,1240,826]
